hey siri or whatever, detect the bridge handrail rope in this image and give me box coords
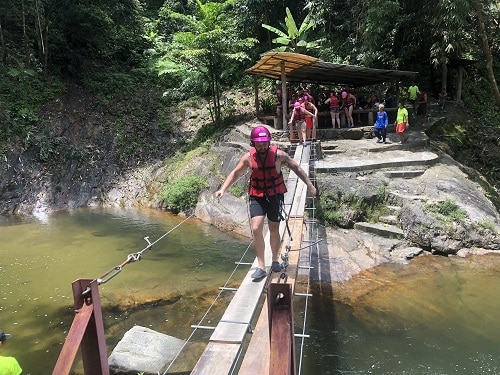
[80,208,203,295]
[86,170,252,292]
[296,186,317,375]
[162,239,255,374]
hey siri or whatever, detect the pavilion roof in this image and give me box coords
[245,52,417,86]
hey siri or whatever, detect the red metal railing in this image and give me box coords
[53,279,109,375]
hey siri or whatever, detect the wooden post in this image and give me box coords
[281,62,288,131]
[268,282,296,375]
[254,76,259,114]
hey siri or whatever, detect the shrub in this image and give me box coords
[259,96,275,114]
[427,199,468,222]
[317,186,389,227]
[160,174,208,213]
[228,184,246,198]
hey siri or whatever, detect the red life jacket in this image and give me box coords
[249,145,287,198]
[329,95,340,108]
[293,107,306,122]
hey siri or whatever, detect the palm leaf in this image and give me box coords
[262,23,288,39]
[284,7,299,39]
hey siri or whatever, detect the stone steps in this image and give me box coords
[314,150,439,173]
[353,222,404,239]
[388,191,428,205]
[379,214,399,225]
[384,169,426,178]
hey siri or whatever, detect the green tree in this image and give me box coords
[156,0,257,126]
[472,0,500,107]
[261,6,323,54]
[352,0,400,67]
[428,0,471,92]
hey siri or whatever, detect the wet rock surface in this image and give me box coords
[201,113,500,284]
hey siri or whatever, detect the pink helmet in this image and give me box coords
[341,91,348,99]
[250,126,271,142]
[294,102,301,109]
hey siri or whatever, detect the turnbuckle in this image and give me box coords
[96,252,142,285]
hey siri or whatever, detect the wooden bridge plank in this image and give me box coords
[210,322,249,344]
[238,218,304,375]
[190,342,241,375]
[216,267,267,327]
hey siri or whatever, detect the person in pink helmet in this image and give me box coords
[215,126,317,279]
[288,101,314,143]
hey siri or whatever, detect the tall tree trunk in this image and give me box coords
[456,65,464,102]
[35,0,48,73]
[441,58,448,93]
[22,0,31,67]
[0,20,6,63]
[473,0,500,107]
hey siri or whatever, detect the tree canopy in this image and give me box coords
[0,0,498,131]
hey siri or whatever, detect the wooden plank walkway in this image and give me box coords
[191,144,312,375]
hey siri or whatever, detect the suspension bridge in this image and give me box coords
[52,141,319,375]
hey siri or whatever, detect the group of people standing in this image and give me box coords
[274,82,447,145]
[323,89,357,129]
[280,86,359,143]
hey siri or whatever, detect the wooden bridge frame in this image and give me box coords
[191,143,312,375]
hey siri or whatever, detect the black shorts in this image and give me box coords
[249,194,284,222]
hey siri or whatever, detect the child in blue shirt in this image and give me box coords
[374,104,389,143]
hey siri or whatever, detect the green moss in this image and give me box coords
[317,186,389,227]
[479,219,497,234]
[228,184,246,198]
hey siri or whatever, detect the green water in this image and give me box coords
[300,255,500,374]
[0,208,250,375]
[1,209,499,374]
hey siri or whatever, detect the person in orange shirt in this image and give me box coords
[394,102,410,144]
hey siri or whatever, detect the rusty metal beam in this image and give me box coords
[267,282,296,375]
[52,279,109,375]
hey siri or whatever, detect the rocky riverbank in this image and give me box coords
[1,89,499,286]
[198,106,500,285]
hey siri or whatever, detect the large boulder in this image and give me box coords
[108,325,185,375]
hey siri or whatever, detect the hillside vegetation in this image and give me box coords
[0,0,498,215]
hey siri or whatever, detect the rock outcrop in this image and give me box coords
[199,114,500,282]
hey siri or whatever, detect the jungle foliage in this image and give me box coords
[0,1,498,156]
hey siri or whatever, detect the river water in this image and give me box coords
[1,208,499,374]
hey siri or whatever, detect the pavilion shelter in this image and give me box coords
[245,52,417,129]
